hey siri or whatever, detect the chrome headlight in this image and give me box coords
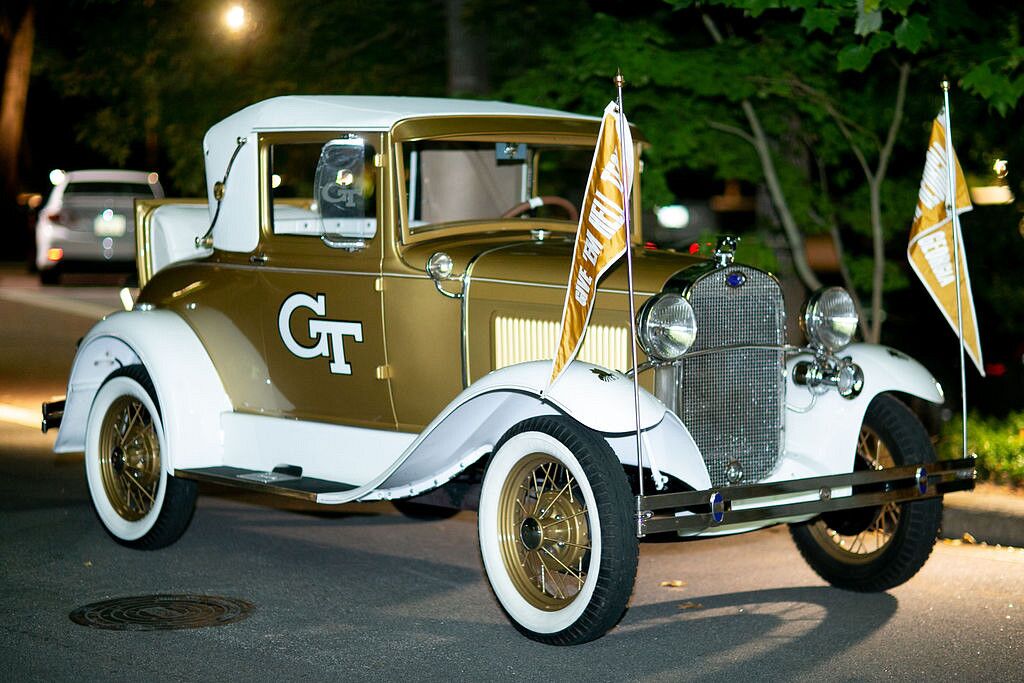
[802,287,858,352]
[637,293,697,361]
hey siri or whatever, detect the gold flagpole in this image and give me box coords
[614,70,646,511]
[941,79,969,460]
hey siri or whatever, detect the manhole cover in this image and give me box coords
[69,594,254,631]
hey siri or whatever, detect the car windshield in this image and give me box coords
[64,181,156,197]
[401,140,593,233]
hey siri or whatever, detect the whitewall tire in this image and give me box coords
[478,416,637,645]
[84,365,197,549]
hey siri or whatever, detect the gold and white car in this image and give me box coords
[44,96,974,645]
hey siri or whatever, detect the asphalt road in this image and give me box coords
[1,265,1022,681]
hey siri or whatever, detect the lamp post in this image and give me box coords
[224,4,248,34]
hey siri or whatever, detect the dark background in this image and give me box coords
[1,0,1021,418]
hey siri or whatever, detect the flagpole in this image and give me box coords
[614,70,647,508]
[941,79,969,460]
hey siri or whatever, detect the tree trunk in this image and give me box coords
[867,63,910,343]
[702,14,821,293]
[0,3,34,198]
[446,0,489,96]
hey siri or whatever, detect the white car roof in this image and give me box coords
[201,96,600,255]
[208,95,596,136]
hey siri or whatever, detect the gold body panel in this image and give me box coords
[135,115,696,433]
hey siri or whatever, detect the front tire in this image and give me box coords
[789,394,942,591]
[84,365,197,549]
[478,416,637,645]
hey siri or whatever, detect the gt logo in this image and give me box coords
[278,293,363,375]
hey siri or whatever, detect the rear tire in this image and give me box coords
[789,394,942,591]
[478,416,637,645]
[84,365,197,550]
[39,267,61,285]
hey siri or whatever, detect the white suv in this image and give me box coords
[35,169,163,284]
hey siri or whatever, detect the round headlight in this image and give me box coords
[637,293,697,361]
[802,287,859,352]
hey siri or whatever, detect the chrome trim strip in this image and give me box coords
[632,344,811,376]
[461,242,524,387]
[469,276,656,297]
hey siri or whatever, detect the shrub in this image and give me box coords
[938,411,1024,486]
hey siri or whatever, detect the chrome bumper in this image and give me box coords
[636,457,976,537]
[41,398,66,433]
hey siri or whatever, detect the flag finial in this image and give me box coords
[941,78,950,92]
[614,68,625,88]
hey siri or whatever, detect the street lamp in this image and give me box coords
[224,4,247,33]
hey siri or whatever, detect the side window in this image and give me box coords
[270,135,377,239]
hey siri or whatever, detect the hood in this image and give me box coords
[461,238,703,295]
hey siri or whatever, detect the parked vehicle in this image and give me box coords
[43,96,974,645]
[35,169,163,284]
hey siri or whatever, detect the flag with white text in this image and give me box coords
[907,109,984,376]
[547,101,634,389]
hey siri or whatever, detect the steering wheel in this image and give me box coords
[502,195,579,222]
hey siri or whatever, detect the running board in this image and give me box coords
[175,466,357,502]
[636,457,977,537]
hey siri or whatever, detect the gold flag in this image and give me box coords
[547,101,634,389]
[907,110,985,376]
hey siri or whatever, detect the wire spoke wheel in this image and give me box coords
[809,425,900,563]
[789,394,942,592]
[85,365,197,549]
[99,396,162,521]
[479,416,636,645]
[497,455,592,610]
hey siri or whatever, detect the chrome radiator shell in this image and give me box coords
[656,264,786,486]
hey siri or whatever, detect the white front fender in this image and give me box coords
[361,360,710,501]
[780,343,943,480]
[54,309,231,472]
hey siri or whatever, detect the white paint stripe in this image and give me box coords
[0,288,114,320]
[0,403,42,429]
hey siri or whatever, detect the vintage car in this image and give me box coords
[35,169,164,284]
[43,96,974,645]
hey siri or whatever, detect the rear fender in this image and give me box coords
[55,310,231,472]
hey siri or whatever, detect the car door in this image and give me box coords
[257,132,395,430]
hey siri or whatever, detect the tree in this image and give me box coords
[33,0,448,194]
[497,0,1024,343]
[0,2,34,199]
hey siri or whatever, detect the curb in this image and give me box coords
[941,486,1024,548]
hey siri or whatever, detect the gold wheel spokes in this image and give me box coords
[98,395,161,522]
[815,425,900,561]
[497,454,592,610]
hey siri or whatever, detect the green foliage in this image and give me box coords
[940,412,1024,486]
[962,60,1024,117]
[801,8,840,34]
[893,14,929,52]
[695,230,781,273]
[22,0,1024,362]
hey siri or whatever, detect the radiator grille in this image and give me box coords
[493,316,629,372]
[658,265,786,486]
